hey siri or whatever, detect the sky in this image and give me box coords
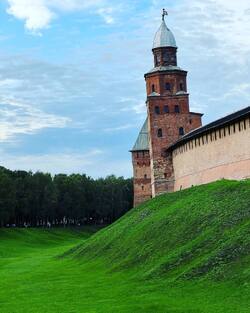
[0,0,249,178]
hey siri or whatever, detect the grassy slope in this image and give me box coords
[0,180,249,313]
[72,179,250,282]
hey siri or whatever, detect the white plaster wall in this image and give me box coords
[173,120,250,191]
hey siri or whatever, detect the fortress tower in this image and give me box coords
[131,10,203,206]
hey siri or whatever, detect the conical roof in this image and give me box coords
[153,19,177,49]
[131,119,149,152]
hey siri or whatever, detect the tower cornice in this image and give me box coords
[144,68,187,78]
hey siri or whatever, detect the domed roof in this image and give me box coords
[153,18,177,49]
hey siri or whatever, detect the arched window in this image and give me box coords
[165,82,171,91]
[151,84,155,93]
[144,174,147,179]
[174,105,180,113]
[157,128,163,137]
[179,127,184,136]
[180,83,184,91]
[164,105,169,113]
[154,106,160,114]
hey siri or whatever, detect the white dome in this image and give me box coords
[153,19,177,49]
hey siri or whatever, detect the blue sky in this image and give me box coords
[0,0,249,177]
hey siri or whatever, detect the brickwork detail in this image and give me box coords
[146,47,202,196]
[132,151,152,206]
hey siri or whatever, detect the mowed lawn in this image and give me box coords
[0,227,249,313]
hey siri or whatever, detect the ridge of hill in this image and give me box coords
[69,179,250,283]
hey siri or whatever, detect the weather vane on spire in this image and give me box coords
[162,8,168,21]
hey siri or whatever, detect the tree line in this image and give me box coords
[0,167,133,227]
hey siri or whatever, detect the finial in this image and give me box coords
[162,8,168,21]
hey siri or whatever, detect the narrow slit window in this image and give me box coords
[154,106,160,114]
[164,105,169,113]
[175,105,180,113]
[151,84,155,93]
[157,128,163,137]
[179,127,184,136]
[165,82,171,91]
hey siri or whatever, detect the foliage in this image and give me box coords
[0,167,133,227]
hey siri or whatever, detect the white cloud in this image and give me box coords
[0,149,132,177]
[0,97,70,141]
[104,123,135,132]
[6,0,117,32]
[97,7,115,24]
[7,0,55,33]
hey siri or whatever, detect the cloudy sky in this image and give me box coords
[0,0,249,177]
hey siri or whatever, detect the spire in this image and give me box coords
[153,10,177,49]
[162,8,168,21]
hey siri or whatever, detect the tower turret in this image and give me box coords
[152,10,177,67]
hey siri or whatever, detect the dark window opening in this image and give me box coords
[175,105,180,113]
[142,185,144,191]
[164,105,169,113]
[189,119,192,124]
[165,82,171,91]
[179,127,184,136]
[157,128,163,138]
[151,84,155,93]
[154,106,160,114]
[144,174,147,179]
[180,83,184,91]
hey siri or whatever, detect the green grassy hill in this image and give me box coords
[0,179,249,313]
[71,179,250,283]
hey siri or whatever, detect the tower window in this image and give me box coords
[151,84,155,93]
[157,128,163,137]
[174,105,180,113]
[180,83,184,91]
[144,174,147,179]
[165,82,171,91]
[179,127,184,136]
[164,105,169,113]
[154,106,160,114]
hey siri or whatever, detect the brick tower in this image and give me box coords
[146,10,202,197]
[131,119,152,206]
[131,10,203,205]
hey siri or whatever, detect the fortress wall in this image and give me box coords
[172,117,250,191]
